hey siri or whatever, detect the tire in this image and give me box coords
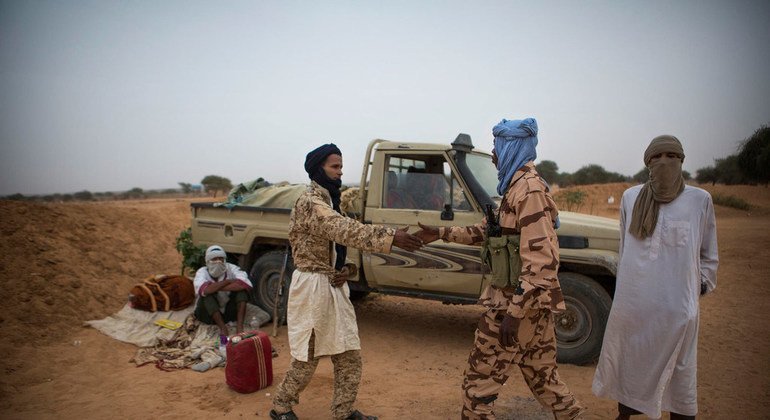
[249,250,293,322]
[554,272,612,365]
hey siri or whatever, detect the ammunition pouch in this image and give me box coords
[481,234,522,289]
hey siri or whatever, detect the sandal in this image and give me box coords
[270,409,299,420]
[345,410,378,420]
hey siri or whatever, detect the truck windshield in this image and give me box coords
[464,153,501,199]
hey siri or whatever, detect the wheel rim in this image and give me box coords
[555,296,592,349]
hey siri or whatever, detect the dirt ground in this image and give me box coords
[1,183,768,419]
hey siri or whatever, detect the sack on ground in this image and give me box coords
[129,274,195,312]
[225,330,273,393]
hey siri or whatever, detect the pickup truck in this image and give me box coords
[190,134,620,365]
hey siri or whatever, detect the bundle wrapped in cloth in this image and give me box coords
[128,274,195,312]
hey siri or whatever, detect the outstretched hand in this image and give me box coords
[413,222,440,245]
[392,226,423,252]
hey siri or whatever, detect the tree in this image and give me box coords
[682,170,691,181]
[714,155,746,185]
[201,175,233,197]
[557,172,574,187]
[178,182,193,194]
[536,160,560,185]
[695,166,718,185]
[570,164,629,185]
[4,193,25,201]
[73,190,93,201]
[632,168,648,184]
[123,187,144,199]
[737,124,770,184]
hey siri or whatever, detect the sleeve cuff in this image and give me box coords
[439,227,449,241]
[383,228,396,252]
[198,282,211,297]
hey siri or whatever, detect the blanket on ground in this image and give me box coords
[85,303,271,371]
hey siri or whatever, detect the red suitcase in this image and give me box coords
[225,330,273,393]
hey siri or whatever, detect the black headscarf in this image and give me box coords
[304,143,346,270]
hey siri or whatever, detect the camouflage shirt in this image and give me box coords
[439,162,566,317]
[289,182,395,277]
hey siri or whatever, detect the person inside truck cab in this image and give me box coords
[384,170,412,208]
[403,166,445,210]
[385,166,445,210]
[192,245,252,339]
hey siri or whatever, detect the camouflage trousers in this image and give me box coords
[461,308,585,420]
[273,332,362,420]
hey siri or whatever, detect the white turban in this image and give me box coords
[205,245,226,262]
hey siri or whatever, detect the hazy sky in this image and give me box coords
[1,0,769,196]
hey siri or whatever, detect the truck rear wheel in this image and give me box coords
[554,272,612,365]
[249,250,293,322]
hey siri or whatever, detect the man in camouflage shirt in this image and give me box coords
[271,144,423,420]
[416,119,585,420]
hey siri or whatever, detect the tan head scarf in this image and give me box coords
[629,135,686,239]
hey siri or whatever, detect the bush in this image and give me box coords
[569,164,629,186]
[554,189,587,212]
[711,193,751,211]
[4,193,25,201]
[73,190,93,201]
[175,227,207,276]
[696,166,718,185]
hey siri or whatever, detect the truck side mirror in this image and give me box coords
[440,204,454,221]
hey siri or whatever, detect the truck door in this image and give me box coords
[363,152,487,299]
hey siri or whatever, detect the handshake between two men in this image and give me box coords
[391,223,441,252]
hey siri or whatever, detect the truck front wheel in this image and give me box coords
[249,250,293,321]
[554,272,612,365]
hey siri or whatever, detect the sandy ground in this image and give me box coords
[1,183,769,419]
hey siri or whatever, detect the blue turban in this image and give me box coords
[493,118,538,196]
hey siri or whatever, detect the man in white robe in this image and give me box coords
[592,135,719,419]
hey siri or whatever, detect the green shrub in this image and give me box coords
[175,227,206,276]
[554,190,587,212]
[711,193,751,211]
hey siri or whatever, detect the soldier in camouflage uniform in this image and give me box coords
[271,144,423,420]
[416,119,585,420]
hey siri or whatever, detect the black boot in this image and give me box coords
[345,410,377,420]
[269,409,299,420]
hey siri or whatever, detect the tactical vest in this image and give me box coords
[480,234,522,290]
